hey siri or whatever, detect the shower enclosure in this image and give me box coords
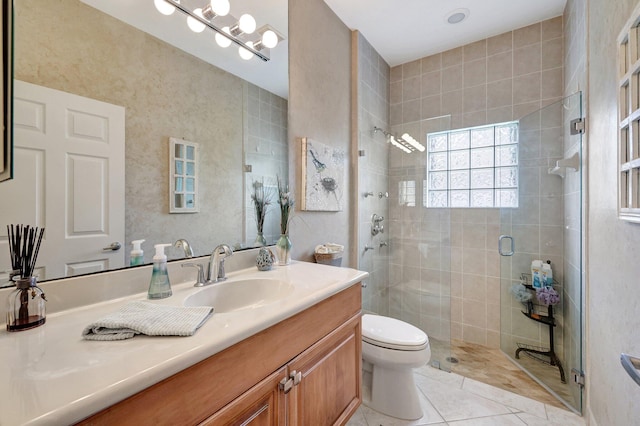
[499,92,584,413]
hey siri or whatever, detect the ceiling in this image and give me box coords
[324,0,567,67]
[82,0,567,99]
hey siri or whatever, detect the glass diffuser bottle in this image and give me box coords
[6,277,46,332]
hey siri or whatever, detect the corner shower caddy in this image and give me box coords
[515,273,566,384]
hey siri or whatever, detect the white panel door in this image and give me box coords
[0,81,125,280]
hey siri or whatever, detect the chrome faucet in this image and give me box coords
[174,239,194,258]
[207,244,233,283]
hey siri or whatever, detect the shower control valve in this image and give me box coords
[371,214,384,235]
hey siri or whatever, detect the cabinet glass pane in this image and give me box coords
[175,194,184,208]
[185,194,195,208]
[186,161,195,176]
[175,144,184,158]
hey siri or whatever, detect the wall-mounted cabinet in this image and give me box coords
[617,9,640,222]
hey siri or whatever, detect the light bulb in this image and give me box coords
[261,30,278,49]
[187,8,206,33]
[209,0,230,17]
[238,14,256,34]
[215,27,232,48]
[239,41,254,60]
[154,0,176,16]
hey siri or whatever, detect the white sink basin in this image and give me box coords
[183,278,294,313]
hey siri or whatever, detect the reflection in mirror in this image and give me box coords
[0,0,288,284]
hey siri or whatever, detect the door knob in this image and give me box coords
[102,242,122,251]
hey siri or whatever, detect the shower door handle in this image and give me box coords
[498,235,514,256]
[621,353,640,387]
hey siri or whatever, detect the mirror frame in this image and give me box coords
[0,0,12,183]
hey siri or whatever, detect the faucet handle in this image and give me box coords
[182,263,206,287]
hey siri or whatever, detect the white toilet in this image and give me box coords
[361,314,431,420]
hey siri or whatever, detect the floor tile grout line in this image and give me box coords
[416,379,449,424]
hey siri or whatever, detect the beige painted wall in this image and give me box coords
[288,0,353,266]
[586,0,640,424]
[14,0,286,266]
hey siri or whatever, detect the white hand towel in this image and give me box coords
[82,301,213,341]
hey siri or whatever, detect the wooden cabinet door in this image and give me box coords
[287,314,361,426]
[201,367,287,426]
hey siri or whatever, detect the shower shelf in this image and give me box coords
[515,281,566,384]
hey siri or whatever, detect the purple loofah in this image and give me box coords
[536,286,560,306]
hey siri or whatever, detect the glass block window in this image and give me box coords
[399,180,416,206]
[425,121,519,208]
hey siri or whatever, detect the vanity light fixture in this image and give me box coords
[373,127,423,154]
[154,0,179,15]
[154,0,284,62]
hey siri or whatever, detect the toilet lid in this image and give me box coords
[362,314,428,350]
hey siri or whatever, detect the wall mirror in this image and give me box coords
[0,0,288,284]
[0,0,12,183]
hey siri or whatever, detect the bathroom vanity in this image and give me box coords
[80,284,361,425]
[0,258,366,425]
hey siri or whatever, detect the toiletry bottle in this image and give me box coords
[130,239,145,266]
[531,260,543,289]
[541,261,553,287]
[148,244,172,299]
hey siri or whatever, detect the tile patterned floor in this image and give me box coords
[346,365,585,426]
[448,341,568,409]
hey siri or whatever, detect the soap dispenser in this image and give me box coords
[130,239,145,266]
[148,244,172,299]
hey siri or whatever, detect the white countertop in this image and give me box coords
[0,261,367,425]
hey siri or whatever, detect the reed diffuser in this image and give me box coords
[6,224,47,332]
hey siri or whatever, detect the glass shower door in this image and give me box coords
[499,92,583,413]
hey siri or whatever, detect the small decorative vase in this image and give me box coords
[7,276,47,332]
[256,247,275,271]
[254,232,267,247]
[275,234,292,265]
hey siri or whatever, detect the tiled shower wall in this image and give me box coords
[244,83,289,246]
[355,32,391,315]
[388,17,565,348]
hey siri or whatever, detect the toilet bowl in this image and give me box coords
[361,314,430,420]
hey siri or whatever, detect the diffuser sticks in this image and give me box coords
[7,224,45,279]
